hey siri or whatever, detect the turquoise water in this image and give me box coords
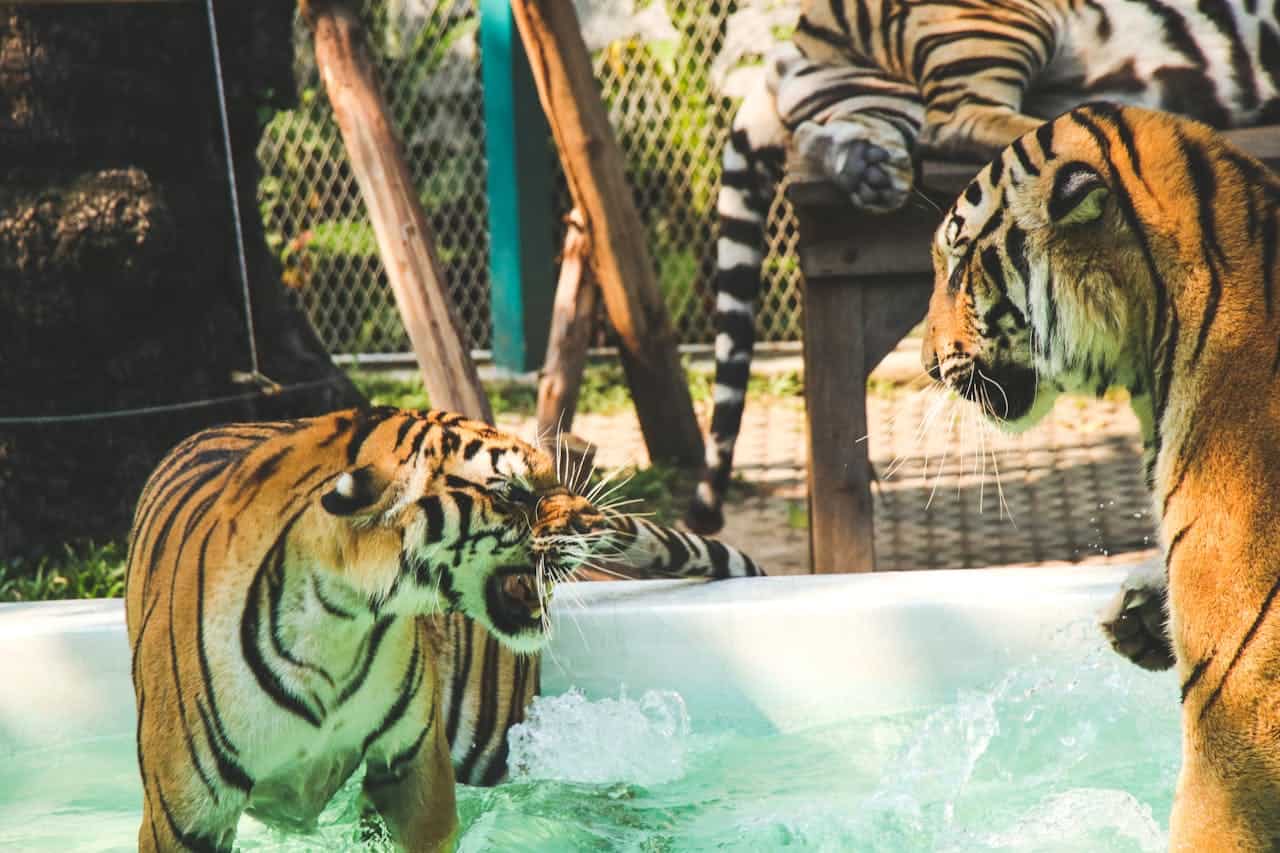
[0,625,1179,852]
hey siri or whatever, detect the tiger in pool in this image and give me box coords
[921,103,1280,849]
[124,406,763,852]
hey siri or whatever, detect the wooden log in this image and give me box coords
[508,0,703,467]
[303,0,492,422]
[536,209,598,445]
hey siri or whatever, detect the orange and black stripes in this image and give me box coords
[696,0,1280,534]
[926,106,1280,846]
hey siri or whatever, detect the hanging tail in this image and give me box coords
[685,63,789,535]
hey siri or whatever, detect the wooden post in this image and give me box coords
[508,0,704,467]
[536,209,598,444]
[303,0,492,422]
[786,156,974,572]
[480,0,556,374]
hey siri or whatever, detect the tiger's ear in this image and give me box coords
[321,466,390,517]
[1049,161,1109,225]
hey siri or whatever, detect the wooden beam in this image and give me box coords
[801,275,876,573]
[507,0,704,467]
[480,0,556,373]
[536,209,598,445]
[303,0,492,422]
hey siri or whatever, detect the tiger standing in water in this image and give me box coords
[689,0,1280,535]
[922,104,1280,848]
[439,512,763,787]
[125,406,763,850]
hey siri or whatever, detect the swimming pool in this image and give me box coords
[0,565,1178,851]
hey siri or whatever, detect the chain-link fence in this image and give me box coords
[256,0,802,357]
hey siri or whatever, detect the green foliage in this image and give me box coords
[589,462,690,528]
[345,370,538,417]
[687,366,805,406]
[0,541,126,602]
[257,6,489,355]
[786,501,809,531]
[351,371,433,410]
[576,363,633,415]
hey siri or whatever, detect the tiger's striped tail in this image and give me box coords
[607,514,765,579]
[686,66,788,535]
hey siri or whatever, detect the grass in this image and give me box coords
[351,370,539,416]
[0,540,126,602]
[584,461,690,528]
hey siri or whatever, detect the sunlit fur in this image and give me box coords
[124,407,606,853]
[923,104,1280,850]
[690,0,1280,535]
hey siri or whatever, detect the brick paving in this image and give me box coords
[498,380,1158,577]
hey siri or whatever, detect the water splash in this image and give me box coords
[507,687,695,786]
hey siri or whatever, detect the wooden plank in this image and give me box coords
[794,202,943,279]
[480,0,556,373]
[803,276,876,573]
[508,0,704,467]
[304,0,492,422]
[536,210,598,444]
[860,274,934,376]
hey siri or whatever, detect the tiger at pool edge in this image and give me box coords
[124,405,764,852]
[440,509,764,788]
[688,0,1280,543]
[921,104,1280,849]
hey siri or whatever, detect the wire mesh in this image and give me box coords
[255,0,802,356]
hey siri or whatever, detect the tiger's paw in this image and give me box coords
[793,119,913,213]
[1099,562,1174,671]
[684,488,725,536]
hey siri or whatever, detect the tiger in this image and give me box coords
[921,103,1280,848]
[439,513,764,786]
[124,407,612,852]
[686,0,1280,534]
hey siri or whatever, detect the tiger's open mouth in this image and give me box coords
[485,566,550,636]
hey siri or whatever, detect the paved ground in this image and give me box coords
[496,345,1158,577]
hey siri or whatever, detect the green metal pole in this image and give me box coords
[480,0,555,373]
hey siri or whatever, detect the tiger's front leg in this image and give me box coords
[1099,558,1174,671]
[136,766,245,853]
[919,103,1043,162]
[769,44,923,212]
[361,651,459,852]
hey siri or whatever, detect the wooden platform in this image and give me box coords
[786,124,1280,573]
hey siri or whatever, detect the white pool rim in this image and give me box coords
[0,562,1165,755]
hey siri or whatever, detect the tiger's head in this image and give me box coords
[302,408,606,652]
[922,103,1178,431]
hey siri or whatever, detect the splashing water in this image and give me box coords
[506,688,694,786]
[0,623,1179,852]
[458,623,1178,853]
